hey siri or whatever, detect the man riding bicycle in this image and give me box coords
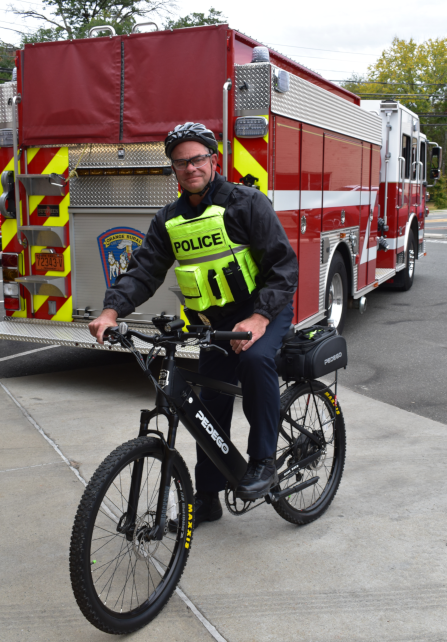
[89,122,298,527]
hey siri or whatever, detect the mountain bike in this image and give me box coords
[69,315,346,634]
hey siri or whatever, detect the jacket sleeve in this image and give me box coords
[228,188,298,322]
[103,210,175,317]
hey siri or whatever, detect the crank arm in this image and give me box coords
[266,476,319,503]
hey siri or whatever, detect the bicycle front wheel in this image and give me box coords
[70,436,194,634]
[273,380,346,525]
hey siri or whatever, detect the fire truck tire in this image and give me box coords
[393,230,416,291]
[324,251,348,334]
[273,380,346,525]
[69,436,194,634]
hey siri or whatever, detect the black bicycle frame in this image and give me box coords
[128,342,248,540]
[122,338,332,539]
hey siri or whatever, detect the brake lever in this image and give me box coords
[201,343,228,357]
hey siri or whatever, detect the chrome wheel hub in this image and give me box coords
[408,247,415,278]
[327,273,344,328]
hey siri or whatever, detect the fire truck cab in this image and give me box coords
[0,25,439,354]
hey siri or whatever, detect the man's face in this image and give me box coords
[171,141,217,194]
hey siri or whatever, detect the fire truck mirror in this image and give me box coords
[431,148,439,168]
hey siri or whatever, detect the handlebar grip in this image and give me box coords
[213,331,252,341]
[103,326,119,339]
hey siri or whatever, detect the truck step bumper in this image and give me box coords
[0,318,200,359]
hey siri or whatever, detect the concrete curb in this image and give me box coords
[425,233,447,239]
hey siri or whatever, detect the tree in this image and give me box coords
[341,37,447,165]
[429,174,447,208]
[9,0,177,42]
[0,41,15,84]
[164,7,226,30]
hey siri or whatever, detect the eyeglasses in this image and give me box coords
[171,154,212,171]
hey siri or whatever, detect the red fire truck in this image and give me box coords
[0,24,441,354]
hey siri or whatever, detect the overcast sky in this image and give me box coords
[1,0,447,82]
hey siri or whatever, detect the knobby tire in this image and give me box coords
[69,436,194,634]
[273,380,346,525]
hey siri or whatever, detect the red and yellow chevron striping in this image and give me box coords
[1,146,72,321]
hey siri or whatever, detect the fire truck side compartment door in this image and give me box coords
[298,124,323,323]
[71,212,179,320]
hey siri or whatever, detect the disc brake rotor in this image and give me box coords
[132,512,159,561]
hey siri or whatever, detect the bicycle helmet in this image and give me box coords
[165,122,218,159]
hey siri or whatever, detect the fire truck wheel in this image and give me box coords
[393,230,416,291]
[324,251,348,334]
[69,436,194,634]
[273,380,346,525]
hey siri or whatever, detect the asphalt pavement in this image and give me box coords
[339,237,447,424]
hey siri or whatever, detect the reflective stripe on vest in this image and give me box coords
[165,204,259,312]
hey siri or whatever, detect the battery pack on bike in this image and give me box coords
[275,325,348,381]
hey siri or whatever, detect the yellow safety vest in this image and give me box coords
[165,204,259,312]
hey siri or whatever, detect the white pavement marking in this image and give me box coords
[175,586,228,642]
[0,381,87,486]
[0,344,60,362]
[0,380,229,642]
[426,240,447,244]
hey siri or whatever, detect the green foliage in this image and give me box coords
[430,174,447,209]
[11,0,176,43]
[341,37,447,153]
[21,27,63,45]
[164,7,227,30]
[0,41,15,84]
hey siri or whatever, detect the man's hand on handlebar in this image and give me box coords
[231,313,269,354]
[88,309,118,344]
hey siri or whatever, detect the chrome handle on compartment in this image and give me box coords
[300,215,307,234]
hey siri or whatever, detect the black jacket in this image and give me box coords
[103,174,298,322]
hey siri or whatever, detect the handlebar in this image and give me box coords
[103,325,252,345]
[214,331,252,341]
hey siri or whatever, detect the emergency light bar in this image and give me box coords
[234,117,268,138]
[75,167,173,177]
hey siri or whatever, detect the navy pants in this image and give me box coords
[195,301,294,492]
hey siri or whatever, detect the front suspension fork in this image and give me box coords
[118,409,179,541]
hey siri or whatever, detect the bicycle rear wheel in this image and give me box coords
[70,436,194,634]
[273,380,346,525]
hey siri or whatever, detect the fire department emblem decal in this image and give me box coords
[97,227,145,288]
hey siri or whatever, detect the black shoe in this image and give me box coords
[236,457,278,500]
[168,491,222,533]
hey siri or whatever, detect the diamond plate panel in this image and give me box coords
[0,318,199,359]
[271,66,382,146]
[69,174,178,208]
[68,142,170,169]
[0,81,17,129]
[319,228,359,309]
[234,64,271,112]
[375,267,395,284]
